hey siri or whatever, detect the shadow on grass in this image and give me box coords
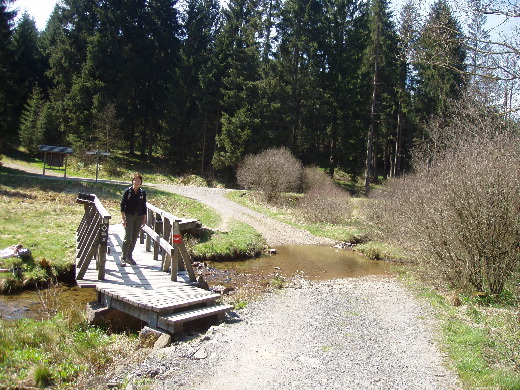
[0,168,125,201]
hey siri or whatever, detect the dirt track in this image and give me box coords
[154,184,336,247]
[129,277,460,390]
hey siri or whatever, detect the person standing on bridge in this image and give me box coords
[120,173,147,266]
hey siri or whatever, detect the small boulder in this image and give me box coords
[153,333,172,350]
[139,327,164,348]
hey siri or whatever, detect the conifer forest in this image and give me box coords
[1,0,518,182]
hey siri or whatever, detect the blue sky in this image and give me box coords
[10,0,517,37]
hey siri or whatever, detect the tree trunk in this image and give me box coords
[393,100,402,177]
[201,109,208,176]
[364,52,379,195]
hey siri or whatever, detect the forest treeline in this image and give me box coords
[0,0,518,184]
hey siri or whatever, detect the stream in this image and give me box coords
[0,245,391,321]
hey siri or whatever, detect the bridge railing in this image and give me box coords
[76,193,111,280]
[142,203,200,282]
[75,194,200,282]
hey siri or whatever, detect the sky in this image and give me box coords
[9,0,517,36]
[11,0,58,31]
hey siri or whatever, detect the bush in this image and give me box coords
[237,147,303,202]
[298,167,351,223]
[33,364,54,388]
[302,166,335,193]
[372,102,519,295]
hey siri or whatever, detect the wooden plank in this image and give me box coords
[157,304,233,333]
[97,284,220,313]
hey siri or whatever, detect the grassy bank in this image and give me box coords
[0,312,141,389]
[0,172,265,293]
[0,169,266,389]
[226,190,406,261]
[418,286,520,389]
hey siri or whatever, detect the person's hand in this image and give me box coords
[122,219,127,227]
[142,216,147,227]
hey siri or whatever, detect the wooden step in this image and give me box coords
[158,304,234,333]
[98,284,221,313]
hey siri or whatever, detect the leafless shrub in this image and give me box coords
[372,101,519,295]
[302,166,335,192]
[298,186,351,224]
[298,167,351,224]
[37,278,60,319]
[237,147,303,203]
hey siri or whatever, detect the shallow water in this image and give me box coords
[0,285,97,321]
[1,245,390,320]
[208,244,391,280]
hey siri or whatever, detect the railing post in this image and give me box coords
[162,217,172,270]
[97,218,109,280]
[76,193,111,281]
[170,220,182,281]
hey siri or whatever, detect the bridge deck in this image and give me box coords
[77,223,232,333]
[77,223,184,289]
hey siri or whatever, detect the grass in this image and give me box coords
[226,190,406,261]
[190,221,266,261]
[2,146,224,187]
[0,313,140,389]
[226,190,364,242]
[417,285,520,390]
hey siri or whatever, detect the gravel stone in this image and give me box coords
[137,277,461,390]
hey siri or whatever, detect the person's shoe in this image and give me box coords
[121,257,127,266]
[127,257,136,265]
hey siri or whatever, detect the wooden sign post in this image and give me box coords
[86,150,110,182]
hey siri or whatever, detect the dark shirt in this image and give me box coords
[120,186,147,216]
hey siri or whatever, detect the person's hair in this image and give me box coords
[132,172,143,184]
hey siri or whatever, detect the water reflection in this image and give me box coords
[0,286,97,321]
[208,245,391,280]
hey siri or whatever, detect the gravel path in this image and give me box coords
[2,162,460,389]
[154,184,335,247]
[131,277,460,390]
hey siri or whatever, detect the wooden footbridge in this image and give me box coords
[75,193,232,334]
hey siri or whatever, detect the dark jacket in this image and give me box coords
[120,186,147,216]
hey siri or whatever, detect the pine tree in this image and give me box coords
[322,0,366,178]
[211,0,264,172]
[362,0,401,193]
[414,0,467,121]
[0,0,16,147]
[11,13,45,135]
[275,0,329,163]
[19,85,45,154]
[170,0,222,172]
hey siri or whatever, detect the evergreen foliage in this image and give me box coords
[19,85,45,154]
[0,0,16,147]
[414,0,467,121]
[1,0,515,180]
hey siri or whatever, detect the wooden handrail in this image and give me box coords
[75,193,198,283]
[76,193,111,280]
[143,203,198,282]
[145,202,200,231]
